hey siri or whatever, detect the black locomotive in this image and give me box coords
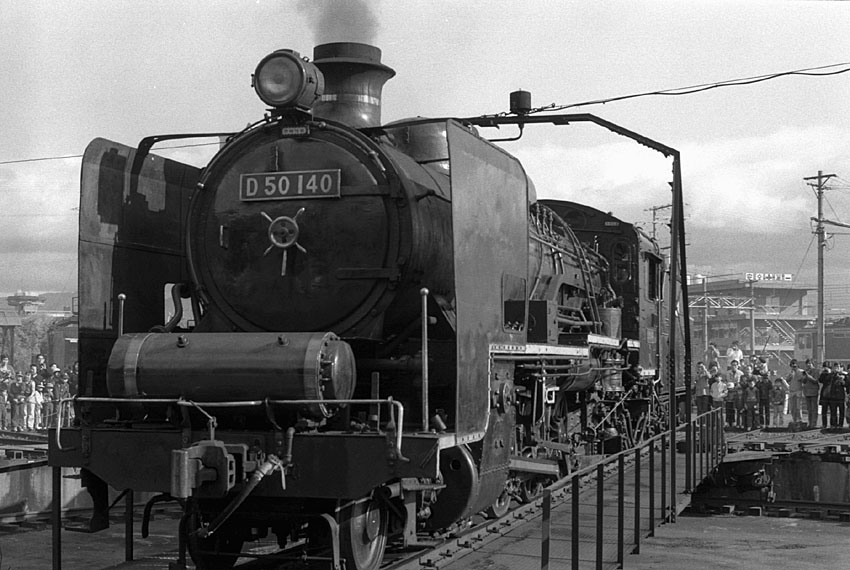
[50,43,676,570]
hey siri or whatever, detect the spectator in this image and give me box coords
[726,342,744,369]
[0,354,15,382]
[0,355,15,430]
[34,354,49,381]
[735,377,748,429]
[42,378,54,428]
[54,372,72,427]
[709,365,728,424]
[756,371,772,428]
[22,372,37,431]
[771,378,787,427]
[801,362,820,428]
[785,359,806,424]
[0,373,8,430]
[33,383,44,429]
[742,378,759,431]
[737,364,756,428]
[694,362,712,415]
[9,374,24,431]
[704,343,720,370]
[818,362,833,429]
[725,360,743,428]
[824,365,847,428]
[68,361,79,397]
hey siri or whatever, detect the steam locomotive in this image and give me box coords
[50,43,673,570]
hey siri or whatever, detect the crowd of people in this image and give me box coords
[0,354,78,432]
[695,341,850,430]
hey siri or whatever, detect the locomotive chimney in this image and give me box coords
[312,42,395,128]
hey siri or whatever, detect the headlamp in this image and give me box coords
[253,50,324,110]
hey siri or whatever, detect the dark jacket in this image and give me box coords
[802,372,820,397]
[756,376,772,401]
[824,373,847,403]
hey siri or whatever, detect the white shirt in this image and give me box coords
[726,347,744,365]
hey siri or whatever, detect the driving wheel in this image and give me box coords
[338,495,389,570]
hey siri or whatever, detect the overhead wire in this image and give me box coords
[2,61,849,163]
[789,233,816,289]
[522,61,850,115]
[0,141,220,166]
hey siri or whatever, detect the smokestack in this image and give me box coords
[312,42,395,128]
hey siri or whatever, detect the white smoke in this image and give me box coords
[297,0,381,45]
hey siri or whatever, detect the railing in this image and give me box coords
[539,407,725,570]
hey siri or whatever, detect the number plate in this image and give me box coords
[240,169,341,201]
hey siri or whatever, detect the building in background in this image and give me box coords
[689,275,813,370]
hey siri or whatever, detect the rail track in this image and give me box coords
[0,428,49,448]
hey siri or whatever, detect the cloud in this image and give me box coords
[0,158,79,258]
[0,140,217,294]
[0,251,76,295]
[514,140,672,223]
[515,123,850,236]
[680,125,850,233]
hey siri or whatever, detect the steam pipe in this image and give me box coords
[420,288,429,432]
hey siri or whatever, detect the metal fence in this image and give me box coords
[539,407,725,570]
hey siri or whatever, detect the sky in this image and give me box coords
[1,0,849,309]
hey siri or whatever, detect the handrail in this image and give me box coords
[539,407,725,570]
[57,397,406,452]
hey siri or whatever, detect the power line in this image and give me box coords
[0,141,219,166]
[522,61,850,115]
[5,62,850,164]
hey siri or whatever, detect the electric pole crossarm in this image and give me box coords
[814,218,850,230]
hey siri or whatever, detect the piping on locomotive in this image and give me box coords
[49,43,688,570]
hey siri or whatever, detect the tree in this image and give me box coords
[14,314,55,371]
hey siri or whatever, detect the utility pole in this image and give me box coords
[804,170,836,365]
[645,203,672,240]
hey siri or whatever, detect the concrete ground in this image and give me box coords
[629,510,850,569]
[0,515,184,570]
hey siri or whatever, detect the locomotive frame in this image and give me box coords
[48,42,691,570]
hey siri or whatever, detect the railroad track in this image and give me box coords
[0,428,49,447]
[725,426,850,452]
